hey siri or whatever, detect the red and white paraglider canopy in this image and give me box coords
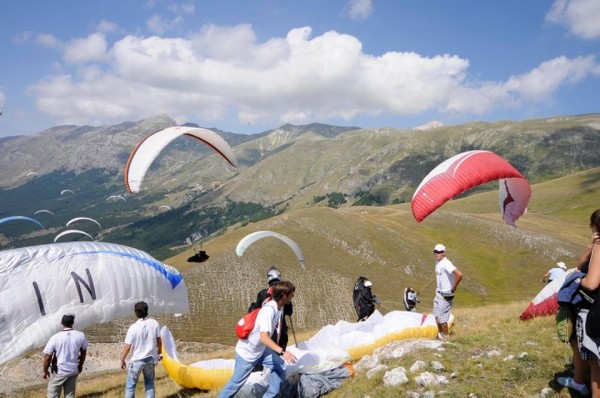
[411,150,531,227]
[124,126,238,193]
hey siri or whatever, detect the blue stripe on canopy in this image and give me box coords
[71,250,183,289]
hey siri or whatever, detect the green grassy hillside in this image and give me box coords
[78,166,600,348]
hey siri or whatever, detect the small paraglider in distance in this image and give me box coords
[124,126,238,193]
[0,216,45,230]
[236,230,305,269]
[159,205,172,211]
[26,171,39,180]
[65,217,101,229]
[60,189,75,196]
[34,209,56,217]
[411,150,531,227]
[106,195,127,202]
[54,229,94,243]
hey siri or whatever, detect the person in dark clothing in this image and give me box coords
[356,280,379,322]
[248,267,293,350]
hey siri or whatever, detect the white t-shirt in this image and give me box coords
[124,317,161,362]
[548,267,566,282]
[43,329,88,376]
[435,257,457,294]
[235,300,281,362]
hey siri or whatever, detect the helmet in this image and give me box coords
[364,280,373,288]
[266,267,281,284]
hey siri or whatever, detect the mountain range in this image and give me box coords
[1,113,600,345]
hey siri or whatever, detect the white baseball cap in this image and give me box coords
[557,261,566,270]
[433,244,446,252]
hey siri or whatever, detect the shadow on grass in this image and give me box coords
[163,388,211,397]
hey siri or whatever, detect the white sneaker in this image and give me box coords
[557,377,590,396]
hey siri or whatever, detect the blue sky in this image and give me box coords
[0,0,599,137]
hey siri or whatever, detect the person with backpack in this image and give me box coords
[353,277,379,322]
[219,281,297,398]
[248,266,293,350]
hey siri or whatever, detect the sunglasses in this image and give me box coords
[433,250,444,254]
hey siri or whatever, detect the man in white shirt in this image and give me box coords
[219,280,297,398]
[432,244,463,339]
[540,261,567,283]
[120,301,162,398]
[42,313,88,398]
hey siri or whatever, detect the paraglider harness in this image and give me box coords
[187,242,209,263]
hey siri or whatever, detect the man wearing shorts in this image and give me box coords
[432,244,463,339]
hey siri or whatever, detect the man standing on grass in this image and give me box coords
[432,244,463,339]
[42,313,88,398]
[120,301,162,398]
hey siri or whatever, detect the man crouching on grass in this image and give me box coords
[219,280,297,398]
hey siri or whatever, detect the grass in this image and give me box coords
[16,302,576,398]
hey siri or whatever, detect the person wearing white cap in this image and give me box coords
[432,244,463,339]
[540,261,567,284]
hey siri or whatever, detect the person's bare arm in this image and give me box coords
[452,269,463,292]
[120,344,131,369]
[259,331,297,364]
[582,244,600,291]
[42,354,51,379]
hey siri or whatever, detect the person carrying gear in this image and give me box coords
[355,279,379,322]
[248,266,293,350]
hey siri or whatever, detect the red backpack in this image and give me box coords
[236,287,272,339]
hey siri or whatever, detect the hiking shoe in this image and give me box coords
[557,377,590,396]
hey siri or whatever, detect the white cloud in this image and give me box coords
[168,2,195,15]
[36,33,62,49]
[95,20,120,34]
[13,31,34,44]
[503,55,599,100]
[28,25,600,128]
[345,0,373,21]
[147,15,168,34]
[546,0,600,39]
[64,33,108,64]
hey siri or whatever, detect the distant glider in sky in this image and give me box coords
[66,217,102,229]
[411,150,531,227]
[106,195,127,202]
[236,231,305,269]
[124,126,237,193]
[0,216,45,230]
[54,229,94,243]
[34,210,56,217]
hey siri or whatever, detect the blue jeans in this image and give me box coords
[218,349,286,398]
[125,357,155,398]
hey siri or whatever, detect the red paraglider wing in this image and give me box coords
[411,150,530,226]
